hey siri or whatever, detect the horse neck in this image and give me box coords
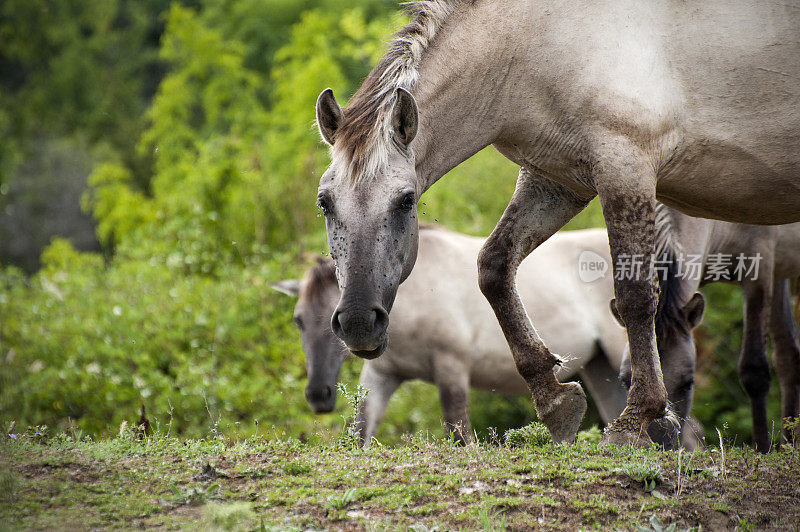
[408,12,513,193]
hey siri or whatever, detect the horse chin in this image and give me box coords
[311,402,336,414]
[350,340,387,360]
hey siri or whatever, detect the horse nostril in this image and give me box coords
[372,307,389,337]
[306,385,334,406]
[331,310,344,339]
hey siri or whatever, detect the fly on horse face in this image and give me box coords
[314,0,800,446]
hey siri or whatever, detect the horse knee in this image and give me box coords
[477,240,512,302]
[613,282,658,327]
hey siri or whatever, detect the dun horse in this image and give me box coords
[313,1,800,445]
[633,205,800,451]
[275,226,704,449]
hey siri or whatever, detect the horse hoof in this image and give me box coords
[600,418,653,449]
[538,382,587,444]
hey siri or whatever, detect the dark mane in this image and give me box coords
[331,1,473,179]
[654,203,692,343]
[301,256,338,303]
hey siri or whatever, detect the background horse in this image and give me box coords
[276,226,705,447]
[625,205,800,451]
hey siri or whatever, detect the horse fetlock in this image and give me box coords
[627,382,667,423]
[534,381,586,444]
[600,407,654,448]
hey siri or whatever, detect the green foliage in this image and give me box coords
[577,425,603,444]
[636,515,678,532]
[0,238,317,437]
[202,501,258,531]
[326,487,358,510]
[0,0,170,184]
[692,283,783,445]
[616,459,665,490]
[504,422,550,447]
[83,4,397,273]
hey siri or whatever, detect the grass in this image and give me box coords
[0,428,798,530]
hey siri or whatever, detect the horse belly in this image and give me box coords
[468,347,529,395]
[656,1,800,224]
[655,139,800,225]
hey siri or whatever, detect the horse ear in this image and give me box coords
[316,88,343,145]
[684,292,705,329]
[391,87,418,146]
[271,280,301,298]
[609,299,624,326]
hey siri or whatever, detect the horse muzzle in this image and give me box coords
[305,384,336,414]
[330,303,389,359]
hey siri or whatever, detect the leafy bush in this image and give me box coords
[0,239,313,437]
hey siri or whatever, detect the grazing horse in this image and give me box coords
[274,226,706,448]
[312,0,800,446]
[619,205,800,451]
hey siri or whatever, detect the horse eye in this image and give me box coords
[317,195,331,216]
[294,316,304,330]
[398,192,415,212]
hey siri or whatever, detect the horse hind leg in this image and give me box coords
[594,139,666,448]
[770,279,800,448]
[433,352,473,445]
[478,167,591,444]
[354,364,404,447]
[738,279,773,453]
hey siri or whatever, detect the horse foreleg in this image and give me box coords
[478,167,591,444]
[579,354,628,424]
[770,279,800,448]
[594,141,665,448]
[354,363,404,447]
[738,278,773,453]
[434,354,472,445]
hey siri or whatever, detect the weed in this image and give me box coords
[783,416,799,447]
[164,483,221,507]
[504,422,550,447]
[736,517,756,531]
[617,460,665,491]
[715,426,727,480]
[713,500,730,514]
[281,460,311,475]
[203,501,257,530]
[636,514,677,532]
[577,425,603,444]
[0,466,19,502]
[327,488,358,510]
[476,503,508,531]
[337,383,368,447]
